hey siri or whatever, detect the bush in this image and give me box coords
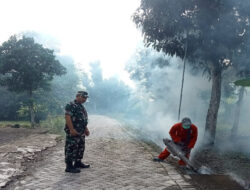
[41,115,65,135]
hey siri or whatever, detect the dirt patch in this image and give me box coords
[0,125,59,188]
[0,126,49,145]
[190,174,245,190]
[3,142,63,190]
[193,148,250,178]
[133,135,249,189]
[192,147,250,189]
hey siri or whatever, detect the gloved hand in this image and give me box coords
[175,142,185,147]
[182,146,191,154]
[163,138,171,145]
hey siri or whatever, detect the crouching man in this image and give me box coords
[154,117,198,165]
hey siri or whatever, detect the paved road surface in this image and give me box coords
[6,115,196,190]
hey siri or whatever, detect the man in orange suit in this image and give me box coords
[153,117,198,165]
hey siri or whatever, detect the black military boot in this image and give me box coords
[74,160,90,169]
[65,161,81,173]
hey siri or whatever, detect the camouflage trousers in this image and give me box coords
[65,135,85,163]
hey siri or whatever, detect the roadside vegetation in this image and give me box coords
[1,1,250,185]
[40,116,65,135]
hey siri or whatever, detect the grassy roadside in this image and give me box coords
[40,115,65,136]
[0,121,31,128]
[0,116,65,137]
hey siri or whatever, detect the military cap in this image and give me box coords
[77,91,89,98]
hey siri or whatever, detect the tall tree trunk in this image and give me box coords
[204,66,222,147]
[29,90,35,128]
[231,87,244,139]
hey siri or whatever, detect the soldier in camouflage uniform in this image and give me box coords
[64,91,90,173]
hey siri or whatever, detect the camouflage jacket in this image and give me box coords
[64,100,88,135]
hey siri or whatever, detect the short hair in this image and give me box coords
[76,91,89,98]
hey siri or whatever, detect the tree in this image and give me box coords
[133,0,250,146]
[0,35,66,126]
[230,86,244,138]
[40,55,81,116]
[229,78,250,138]
[126,47,171,102]
[126,46,211,124]
[82,62,132,115]
[0,86,24,120]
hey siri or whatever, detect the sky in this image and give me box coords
[0,0,142,85]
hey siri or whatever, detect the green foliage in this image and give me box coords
[0,86,22,120]
[83,62,135,115]
[234,79,250,87]
[0,35,80,123]
[133,0,250,145]
[17,103,48,122]
[40,115,65,135]
[0,121,31,128]
[34,55,81,116]
[126,47,170,92]
[0,35,67,126]
[0,35,66,93]
[133,0,250,69]
[0,54,81,121]
[17,105,30,118]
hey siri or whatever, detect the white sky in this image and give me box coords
[0,0,142,86]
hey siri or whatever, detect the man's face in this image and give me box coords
[80,96,87,103]
[76,96,87,103]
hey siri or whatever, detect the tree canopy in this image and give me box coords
[134,0,250,66]
[0,35,66,93]
[82,62,134,115]
[0,35,66,126]
[133,0,250,145]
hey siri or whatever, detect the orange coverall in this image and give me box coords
[158,122,198,165]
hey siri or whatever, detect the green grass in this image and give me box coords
[0,116,65,136]
[0,121,31,128]
[40,115,65,135]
